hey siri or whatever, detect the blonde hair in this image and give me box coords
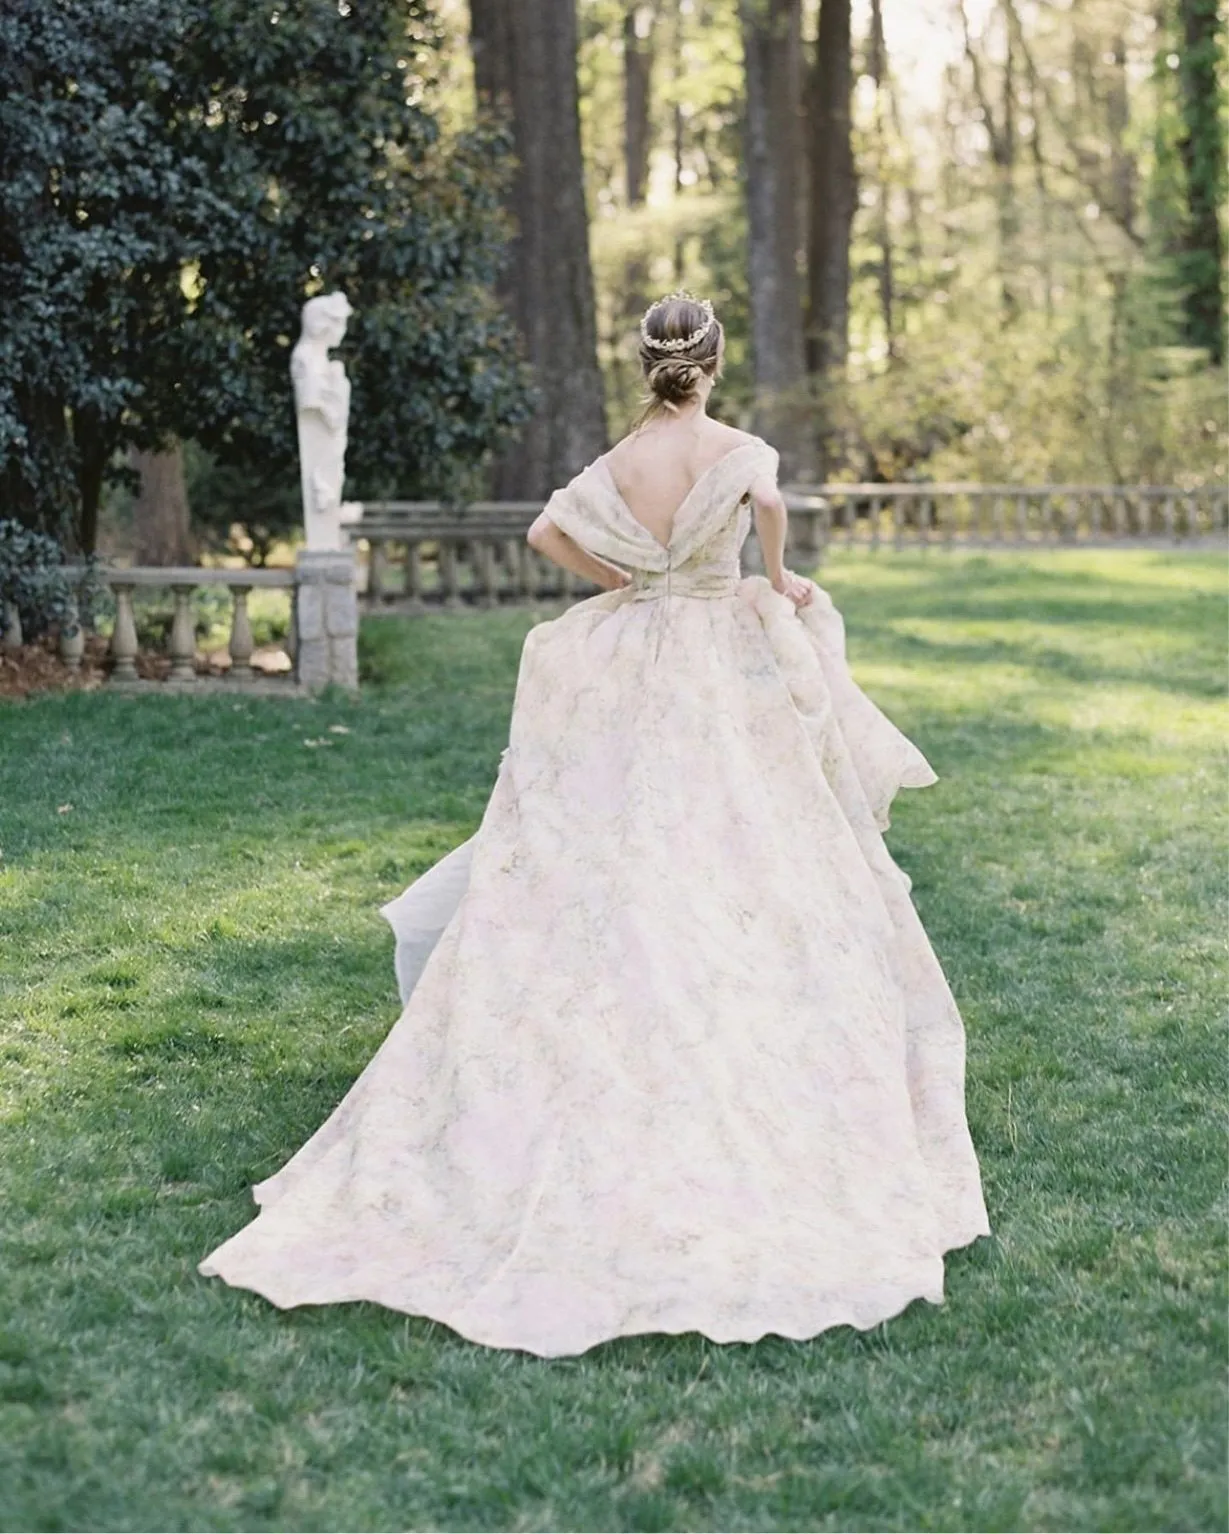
[632,294,724,431]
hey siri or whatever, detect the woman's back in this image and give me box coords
[602,418,756,548]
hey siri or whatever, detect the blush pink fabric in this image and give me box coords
[199,437,992,1357]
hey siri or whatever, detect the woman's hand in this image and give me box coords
[771,569,814,610]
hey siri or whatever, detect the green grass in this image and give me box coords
[1,549,1225,1532]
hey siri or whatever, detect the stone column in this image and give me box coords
[293,550,359,692]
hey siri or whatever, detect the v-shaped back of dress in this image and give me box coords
[544,436,779,578]
[597,442,768,555]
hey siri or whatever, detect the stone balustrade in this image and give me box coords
[342,483,1226,611]
[780,482,1229,551]
[53,552,360,693]
[346,503,600,611]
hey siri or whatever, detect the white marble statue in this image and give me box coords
[291,291,355,551]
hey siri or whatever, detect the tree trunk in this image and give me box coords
[469,0,608,497]
[962,1,1018,321]
[624,5,654,207]
[805,0,854,376]
[867,0,895,360]
[741,0,807,470]
[71,405,108,558]
[1177,0,1226,364]
[1106,32,1137,238]
[132,442,195,566]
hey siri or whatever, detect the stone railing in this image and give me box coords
[780,482,1229,551]
[42,551,360,692]
[345,502,602,610]
[343,483,1226,610]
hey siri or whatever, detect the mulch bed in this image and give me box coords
[0,634,288,699]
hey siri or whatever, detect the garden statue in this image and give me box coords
[291,290,357,551]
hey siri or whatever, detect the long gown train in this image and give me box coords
[199,438,991,1358]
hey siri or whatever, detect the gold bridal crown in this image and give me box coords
[639,291,716,353]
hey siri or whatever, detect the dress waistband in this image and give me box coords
[626,567,739,602]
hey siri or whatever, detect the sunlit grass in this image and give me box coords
[1,550,1225,1532]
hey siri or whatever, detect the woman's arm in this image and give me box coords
[749,474,787,585]
[749,474,813,608]
[526,513,633,592]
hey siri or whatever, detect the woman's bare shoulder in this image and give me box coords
[605,421,762,466]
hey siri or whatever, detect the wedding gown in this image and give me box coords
[199,437,992,1357]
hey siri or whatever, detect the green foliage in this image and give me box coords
[183,442,302,569]
[573,1,1227,485]
[1,552,1226,1530]
[0,520,103,641]
[0,0,533,552]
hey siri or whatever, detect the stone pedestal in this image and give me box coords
[293,550,359,692]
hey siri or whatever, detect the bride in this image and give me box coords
[200,291,992,1358]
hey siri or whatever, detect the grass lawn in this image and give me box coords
[1,549,1225,1533]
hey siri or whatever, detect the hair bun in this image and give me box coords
[647,356,704,405]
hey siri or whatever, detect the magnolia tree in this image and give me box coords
[0,0,534,554]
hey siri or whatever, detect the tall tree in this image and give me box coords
[962,1,1019,321]
[740,0,806,467]
[624,5,655,207]
[805,0,854,376]
[470,0,608,498]
[865,0,896,360]
[1176,0,1226,362]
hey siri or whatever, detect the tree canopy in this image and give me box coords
[0,0,533,552]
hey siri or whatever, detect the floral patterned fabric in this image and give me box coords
[199,437,992,1358]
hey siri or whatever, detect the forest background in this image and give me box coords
[1,0,1224,566]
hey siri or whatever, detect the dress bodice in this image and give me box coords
[542,437,779,584]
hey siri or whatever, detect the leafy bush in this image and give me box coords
[0,519,103,642]
[0,0,533,553]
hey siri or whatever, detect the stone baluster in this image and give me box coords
[1162,491,1176,541]
[1015,492,1029,542]
[367,539,388,606]
[869,495,882,551]
[1111,490,1126,538]
[919,495,932,547]
[516,542,538,600]
[892,494,905,551]
[475,538,498,608]
[504,539,522,603]
[1137,491,1151,537]
[843,495,856,546]
[2,601,22,651]
[228,586,254,679]
[110,584,139,681]
[58,592,84,671]
[438,539,463,609]
[168,584,197,681]
[404,540,424,612]
[1184,491,1199,539]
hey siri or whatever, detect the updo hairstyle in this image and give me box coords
[634,292,724,426]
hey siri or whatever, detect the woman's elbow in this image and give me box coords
[526,513,556,552]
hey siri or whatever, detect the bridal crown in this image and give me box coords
[639,291,716,353]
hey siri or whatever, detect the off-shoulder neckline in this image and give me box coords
[593,438,769,553]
